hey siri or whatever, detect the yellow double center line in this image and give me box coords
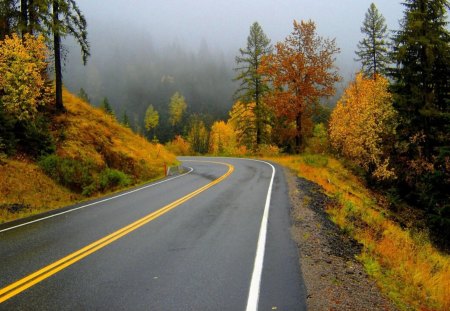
[0,161,234,303]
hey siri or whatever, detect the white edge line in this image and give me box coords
[245,159,276,311]
[0,167,194,233]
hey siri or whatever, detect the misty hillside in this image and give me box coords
[64,28,236,142]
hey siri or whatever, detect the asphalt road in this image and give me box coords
[0,157,306,310]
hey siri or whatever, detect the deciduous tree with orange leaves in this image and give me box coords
[260,20,340,153]
[329,73,397,180]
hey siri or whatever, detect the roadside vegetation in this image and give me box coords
[1,1,449,310]
[265,154,449,310]
[0,89,176,223]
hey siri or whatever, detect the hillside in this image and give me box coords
[0,90,177,224]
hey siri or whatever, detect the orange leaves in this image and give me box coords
[0,34,52,121]
[260,20,340,151]
[329,74,397,180]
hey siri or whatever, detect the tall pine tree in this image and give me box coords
[234,22,272,147]
[50,0,89,111]
[355,3,390,77]
[391,0,450,239]
[0,0,18,39]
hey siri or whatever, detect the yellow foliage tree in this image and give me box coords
[329,74,397,180]
[168,92,187,126]
[209,121,236,155]
[0,33,52,121]
[228,101,257,150]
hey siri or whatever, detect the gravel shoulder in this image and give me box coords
[284,167,397,311]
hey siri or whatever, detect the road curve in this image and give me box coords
[0,157,306,310]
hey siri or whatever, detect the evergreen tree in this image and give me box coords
[0,0,18,39]
[50,0,89,111]
[121,111,130,128]
[100,97,114,116]
[355,3,390,77]
[78,87,90,103]
[234,22,272,147]
[391,0,450,239]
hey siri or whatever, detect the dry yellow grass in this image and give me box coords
[265,154,450,311]
[57,91,177,180]
[0,90,177,223]
[0,159,80,223]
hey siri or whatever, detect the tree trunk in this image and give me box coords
[28,0,35,34]
[53,0,63,111]
[295,112,302,154]
[20,0,28,38]
[255,61,261,148]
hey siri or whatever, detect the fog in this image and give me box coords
[63,0,404,139]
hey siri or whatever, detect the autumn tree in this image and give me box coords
[330,74,397,180]
[228,101,257,150]
[0,33,54,156]
[144,104,159,138]
[0,33,52,121]
[234,22,272,147]
[390,0,450,235]
[355,3,390,77]
[260,20,341,153]
[209,121,236,155]
[187,115,209,154]
[168,92,187,128]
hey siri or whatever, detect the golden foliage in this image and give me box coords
[229,101,257,150]
[165,135,192,156]
[266,154,450,310]
[168,92,187,126]
[329,74,397,180]
[0,34,53,120]
[144,104,159,133]
[209,121,236,155]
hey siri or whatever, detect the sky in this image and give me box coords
[74,0,405,78]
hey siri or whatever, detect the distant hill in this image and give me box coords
[0,90,177,224]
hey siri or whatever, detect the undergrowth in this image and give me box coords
[0,90,177,224]
[265,154,450,311]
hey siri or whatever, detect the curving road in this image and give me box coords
[0,157,306,310]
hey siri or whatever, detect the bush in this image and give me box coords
[19,116,55,157]
[256,144,280,157]
[98,168,131,191]
[165,135,192,155]
[305,123,329,154]
[302,154,328,167]
[39,155,95,193]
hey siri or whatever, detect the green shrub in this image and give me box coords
[98,168,131,191]
[302,154,329,167]
[305,123,329,154]
[39,155,95,192]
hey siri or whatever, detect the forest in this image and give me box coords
[0,1,449,309]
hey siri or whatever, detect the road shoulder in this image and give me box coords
[284,167,397,311]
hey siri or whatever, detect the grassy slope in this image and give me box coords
[265,154,449,311]
[0,90,177,223]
